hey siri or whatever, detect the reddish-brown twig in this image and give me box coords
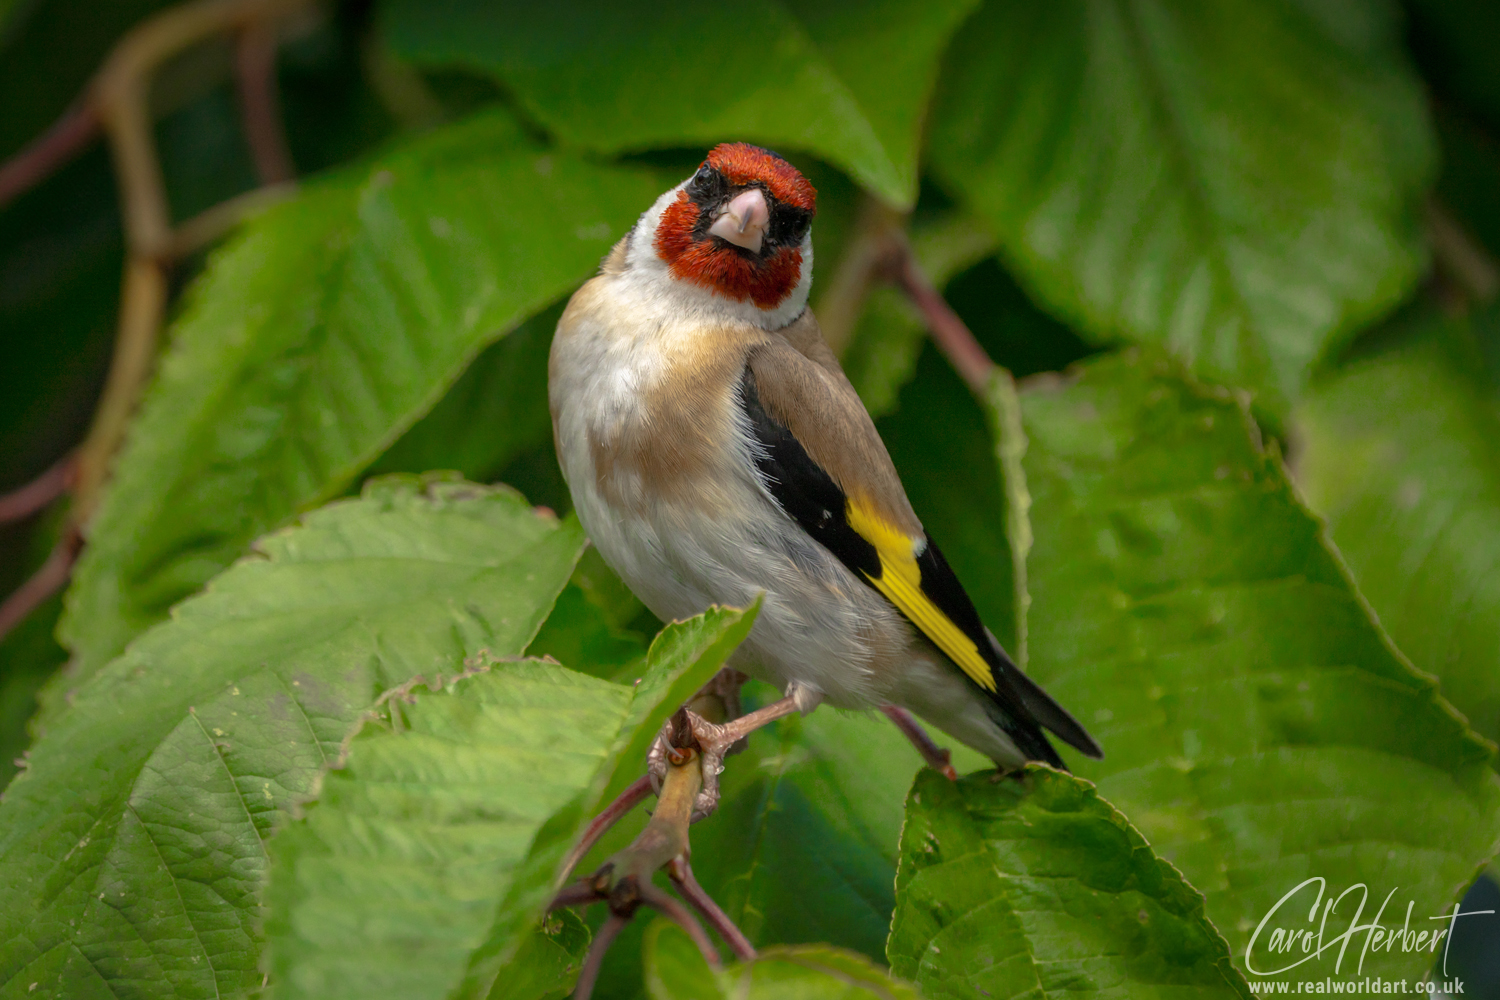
[0,0,315,641]
[235,19,295,185]
[560,774,653,881]
[886,241,996,394]
[636,882,721,969]
[548,882,604,911]
[0,456,75,525]
[1427,198,1499,306]
[0,530,82,642]
[668,856,755,961]
[0,104,101,209]
[71,257,168,525]
[815,196,906,355]
[880,705,958,781]
[571,912,626,1000]
[554,695,817,999]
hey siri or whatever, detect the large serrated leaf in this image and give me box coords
[60,110,664,680]
[931,0,1433,410]
[687,689,987,963]
[265,604,757,1000]
[1008,350,1500,986]
[646,920,922,1000]
[380,0,980,208]
[888,768,1250,999]
[0,476,584,1000]
[367,301,561,484]
[1297,307,1500,746]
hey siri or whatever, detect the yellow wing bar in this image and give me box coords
[845,500,996,693]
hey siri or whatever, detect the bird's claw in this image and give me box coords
[648,709,728,821]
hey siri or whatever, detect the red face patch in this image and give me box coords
[705,143,817,213]
[655,193,805,309]
[653,144,815,309]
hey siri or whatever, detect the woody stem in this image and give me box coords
[888,241,997,394]
[559,774,653,882]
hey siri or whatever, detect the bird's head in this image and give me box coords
[624,143,817,328]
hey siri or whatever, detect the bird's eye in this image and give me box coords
[687,166,719,201]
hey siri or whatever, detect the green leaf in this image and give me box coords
[527,584,648,682]
[1010,350,1500,986]
[1297,308,1500,745]
[380,0,982,208]
[889,768,1250,999]
[0,591,64,794]
[488,909,591,1000]
[599,601,761,806]
[367,300,561,483]
[930,0,1434,410]
[689,686,987,962]
[60,110,665,680]
[646,920,922,1000]
[265,604,756,1000]
[0,476,583,1000]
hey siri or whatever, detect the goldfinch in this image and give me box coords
[549,143,1102,771]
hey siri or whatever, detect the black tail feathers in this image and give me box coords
[983,628,1104,767]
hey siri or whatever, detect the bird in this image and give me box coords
[548,142,1102,776]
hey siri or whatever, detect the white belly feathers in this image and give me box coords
[549,286,909,710]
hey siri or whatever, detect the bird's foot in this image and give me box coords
[648,693,802,820]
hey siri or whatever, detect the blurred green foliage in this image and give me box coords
[2,0,1500,997]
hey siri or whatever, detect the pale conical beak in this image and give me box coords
[708,187,770,254]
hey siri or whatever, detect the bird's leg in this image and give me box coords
[560,669,751,881]
[685,667,750,755]
[880,704,959,781]
[650,694,800,820]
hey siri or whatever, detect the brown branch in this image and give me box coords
[880,705,957,781]
[70,256,169,527]
[560,774,653,882]
[558,706,796,997]
[887,241,996,395]
[1427,198,1500,307]
[0,455,75,525]
[549,882,605,911]
[0,530,82,643]
[562,753,710,1000]
[93,0,314,259]
[668,856,755,961]
[68,0,313,523]
[165,181,294,258]
[603,747,702,890]
[0,0,318,637]
[235,20,295,185]
[815,196,906,356]
[0,103,101,209]
[637,882,722,970]
[571,912,626,1000]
